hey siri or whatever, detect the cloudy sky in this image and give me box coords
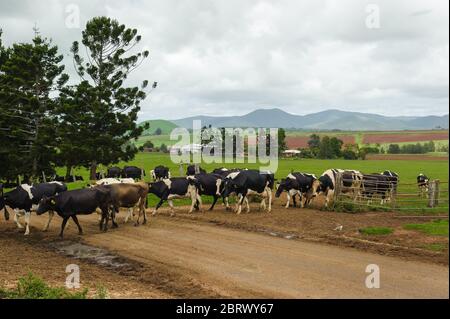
[0,0,448,120]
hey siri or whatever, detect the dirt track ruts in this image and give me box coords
[2,214,449,298]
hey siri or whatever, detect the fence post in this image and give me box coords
[333,172,342,209]
[42,171,46,183]
[428,180,436,208]
[435,179,440,206]
[391,183,397,211]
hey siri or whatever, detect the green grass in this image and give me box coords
[139,119,178,136]
[404,220,449,236]
[0,273,89,299]
[52,152,449,208]
[359,227,394,236]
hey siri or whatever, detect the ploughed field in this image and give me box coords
[284,129,448,149]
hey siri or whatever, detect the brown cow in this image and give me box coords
[103,182,149,227]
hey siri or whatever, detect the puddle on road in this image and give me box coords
[50,241,131,269]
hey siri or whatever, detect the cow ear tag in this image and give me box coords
[51,199,56,205]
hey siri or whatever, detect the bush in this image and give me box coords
[0,273,88,299]
[342,149,358,160]
[160,143,168,153]
[143,140,154,149]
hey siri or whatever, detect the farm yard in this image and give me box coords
[1,152,449,298]
[0,4,449,302]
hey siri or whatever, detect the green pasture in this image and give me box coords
[52,152,448,212]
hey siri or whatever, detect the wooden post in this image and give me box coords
[391,184,397,211]
[435,180,440,206]
[428,180,436,208]
[333,172,342,209]
[41,171,46,183]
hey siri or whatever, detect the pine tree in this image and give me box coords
[0,29,68,181]
[65,17,150,179]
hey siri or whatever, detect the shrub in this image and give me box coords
[0,273,88,299]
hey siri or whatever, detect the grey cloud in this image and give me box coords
[0,0,448,120]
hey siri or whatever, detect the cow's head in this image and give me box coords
[275,179,288,198]
[221,178,236,198]
[315,177,327,195]
[36,196,57,215]
[305,179,320,202]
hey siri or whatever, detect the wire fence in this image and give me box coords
[332,173,449,213]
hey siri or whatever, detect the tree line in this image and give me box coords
[296,134,380,160]
[0,17,151,182]
[387,141,440,154]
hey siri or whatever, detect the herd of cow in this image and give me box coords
[0,164,431,238]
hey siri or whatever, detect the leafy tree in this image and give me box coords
[307,134,321,156]
[160,143,168,153]
[342,149,358,160]
[308,134,321,148]
[0,30,68,180]
[66,17,150,179]
[388,144,401,154]
[143,140,154,149]
[318,136,343,159]
[278,128,287,154]
[154,127,162,136]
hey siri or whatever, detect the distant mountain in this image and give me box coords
[170,108,449,131]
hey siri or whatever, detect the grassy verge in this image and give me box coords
[404,220,449,236]
[359,227,394,236]
[0,273,108,299]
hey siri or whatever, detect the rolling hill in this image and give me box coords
[170,109,449,131]
[139,119,178,136]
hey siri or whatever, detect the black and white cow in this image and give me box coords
[186,165,206,176]
[122,166,145,180]
[151,165,171,181]
[209,168,249,210]
[0,182,68,235]
[222,170,274,214]
[361,174,391,205]
[107,167,122,178]
[149,178,201,216]
[381,170,399,201]
[317,169,363,208]
[36,187,112,238]
[417,174,429,197]
[275,173,320,208]
[194,173,225,211]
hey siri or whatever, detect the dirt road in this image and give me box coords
[2,214,449,298]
